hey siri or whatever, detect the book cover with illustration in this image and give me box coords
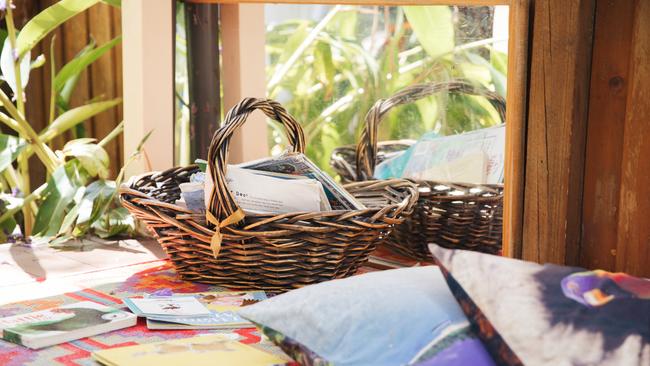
[0,301,137,349]
[145,291,267,330]
[92,333,289,366]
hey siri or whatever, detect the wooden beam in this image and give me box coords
[616,0,650,277]
[122,0,174,176]
[210,0,511,6]
[521,0,596,265]
[220,3,268,164]
[502,0,529,258]
[580,0,635,271]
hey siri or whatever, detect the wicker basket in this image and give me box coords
[119,98,418,291]
[338,80,506,259]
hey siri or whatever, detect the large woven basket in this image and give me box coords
[337,80,506,259]
[120,98,418,291]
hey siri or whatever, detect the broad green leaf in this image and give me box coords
[58,185,86,235]
[60,139,110,178]
[54,36,121,93]
[404,6,454,60]
[42,98,122,142]
[459,62,492,88]
[57,40,96,109]
[0,194,20,241]
[33,161,85,236]
[1,38,32,95]
[74,179,115,232]
[415,96,439,132]
[15,0,102,58]
[91,207,134,238]
[465,52,507,98]
[490,48,508,76]
[0,134,26,172]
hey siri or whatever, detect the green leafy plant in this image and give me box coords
[264,5,507,175]
[0,0,138,244]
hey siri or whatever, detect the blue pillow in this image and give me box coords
[239,266,495,366]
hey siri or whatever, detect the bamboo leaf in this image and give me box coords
[0,134,26,172]
[54,36,121,93]
[33,161,85,236]
[15,0,101,58]
[42,98,122,141]
[1,38,32,95]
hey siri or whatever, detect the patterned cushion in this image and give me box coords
[240,266,496,366]
[429,244,650,366]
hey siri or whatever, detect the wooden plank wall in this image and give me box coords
[521,0,596,265]
[581,0,650,277]
[19,1,123,185]
[523,0,650,277]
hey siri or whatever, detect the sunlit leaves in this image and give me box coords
[15,0,101,58]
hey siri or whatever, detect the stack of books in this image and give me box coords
[0,301,136,349]
[124,291,267,330]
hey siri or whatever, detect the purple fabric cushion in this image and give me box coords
[429,244,650,366]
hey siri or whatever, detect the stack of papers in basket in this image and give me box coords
[124,291,267,330]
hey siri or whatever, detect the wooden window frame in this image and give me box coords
[121,0,530,258]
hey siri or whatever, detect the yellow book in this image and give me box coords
[92,334,288,366]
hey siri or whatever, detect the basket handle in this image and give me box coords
[355,80,506,180]
[205,98,305,256]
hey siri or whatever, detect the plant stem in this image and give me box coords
[48,35,57,126]
[0,183,46,225]
[0,91,60,172]
[5,1,33,236]
[99,120,123,148]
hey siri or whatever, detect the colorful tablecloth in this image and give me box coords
[0,262,292,366]
[0,245,424,366]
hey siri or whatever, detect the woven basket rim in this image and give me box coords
[119,169,419,223]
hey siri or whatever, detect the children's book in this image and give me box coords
[92,333,289,366]
[144,291,267,330]
[0,301,137,349]
[123,296,211,318]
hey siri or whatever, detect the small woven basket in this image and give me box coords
[337,80,506,259]
[119,98,418,291]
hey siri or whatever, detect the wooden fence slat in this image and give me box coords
[88,2,120,177]
[111,5,124,167]
[616,0,650,277]
[580,0,635,272]
[61,7,91,139]
[522,0,596,265]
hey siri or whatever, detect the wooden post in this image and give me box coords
[220,3,268,164]
[521,0,596,265]
[185,2,221,161]
[122,0,175,177]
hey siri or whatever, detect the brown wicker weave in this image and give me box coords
[119,98,418,291]
[349,80,506,259]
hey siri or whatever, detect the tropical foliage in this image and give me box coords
[0,0,137,244]
[265,5,507,175]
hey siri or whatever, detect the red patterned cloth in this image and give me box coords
[0,246,420,365]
